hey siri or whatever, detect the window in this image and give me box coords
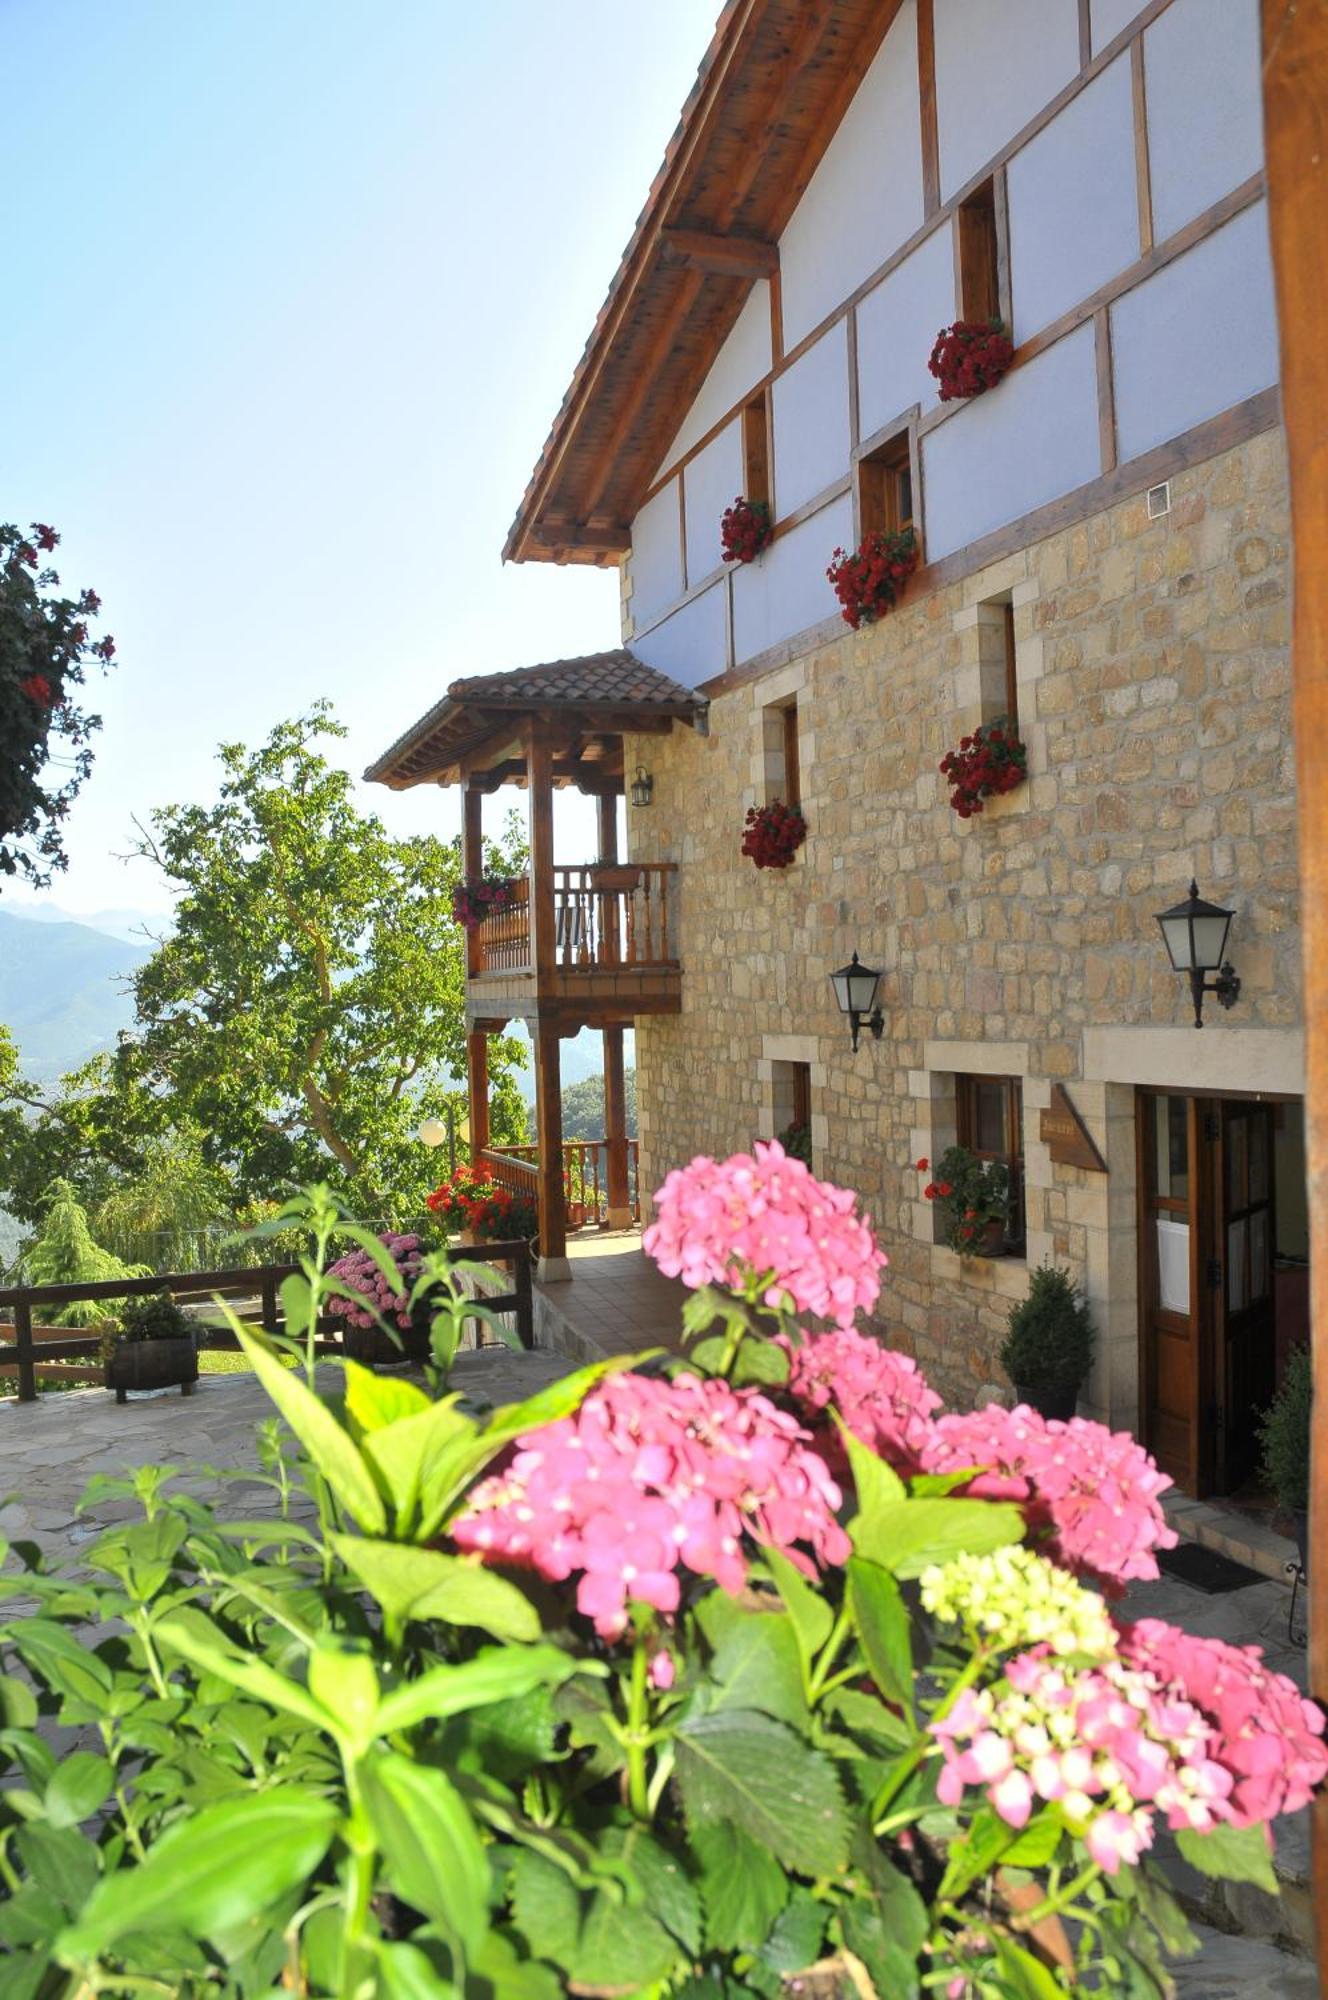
[857,427,916,542]
[761,696,800,808]
[972,591,1018,732]
[772,1059,812,1165]
[957,1072,1025,1252]
[957,177,1002,324]
[742,392,771,509]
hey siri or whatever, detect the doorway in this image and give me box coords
[1138,1091,1307,1497]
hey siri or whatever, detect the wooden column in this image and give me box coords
[462,783,483,979]
[1262,0,1328,1971]
[602,1024,632,1229]
[527,731,557,984]
[533,1019,568,1280]
[465,1031,489,1162]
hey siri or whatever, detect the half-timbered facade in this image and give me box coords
[377,0,1303,1501]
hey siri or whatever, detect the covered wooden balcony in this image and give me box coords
[366,649,706,1278]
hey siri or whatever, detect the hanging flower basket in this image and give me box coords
[450,877,519,932]
[929,319,1015,401]
[720,495,773,565]
[741,799,806,869]
[826,528,918,629]
[939,717,1027,818]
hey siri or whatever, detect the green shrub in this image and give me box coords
[1001,1264,1095,1393]
[1258,1346,1311,1513]
[116,1292,195,1344]
[777,1119,812,1165]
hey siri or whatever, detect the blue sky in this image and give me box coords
[3,0,717,915]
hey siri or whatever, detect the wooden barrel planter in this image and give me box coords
[105,1333,199,1404]
[337,1319,432,1367]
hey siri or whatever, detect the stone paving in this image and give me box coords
[0,1327,1320,1994]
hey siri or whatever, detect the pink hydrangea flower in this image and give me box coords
[452,1369,851,1639]
[1117,1618,1328,1826]
[932,1649,1236,1871]
[643,1141,887,1328]
[782,1326,942,1472]
[326,1233,425,1332]
[922,1404,1177,1593]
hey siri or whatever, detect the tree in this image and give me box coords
[1,522,117,886]
[117,705,526,1216]
[17,1178,148,1325]
[526,1068,637,1143]
[93,1128,237,1270]
[0,1028,170,1228]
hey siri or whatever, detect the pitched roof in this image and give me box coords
[503,0,902,567]
[363,650,706,790]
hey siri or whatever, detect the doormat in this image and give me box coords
[1157,1542,1266,1594]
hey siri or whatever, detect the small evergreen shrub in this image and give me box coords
[117,1292,195,1344]
[1001,1264,1095,1394]
[1258,1346,1311,1514]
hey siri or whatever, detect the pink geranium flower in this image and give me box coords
[643,1141,887,1328]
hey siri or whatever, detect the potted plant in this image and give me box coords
[939,718,1027,818]
[1000,1265,1095,1421]
[928,318,1015,401]
[720,494,773,564]
[741,799,806,869]
[778,1119,812,1166]
[450,877,519,932]
[427,1167,537,1246]
[826,527,919,628]
[326,1231,434,1365]
[104,1291,200,1403]
[1259,1346,1311,1575]
[916,1147,1011,1257]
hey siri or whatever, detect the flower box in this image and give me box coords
[719,495,773,565]
[451,877,520,932]
[826,528,918,628]
[939,718,1027,817]
[929,318,1015,401]
[741,799,806,869]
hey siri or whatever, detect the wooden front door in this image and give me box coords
[1139,1092,1278,1496]
[1213,1100,1276,1491]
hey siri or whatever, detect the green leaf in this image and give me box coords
[840,1420,907,1512]
[55,1789,340,1961]
[234,1322,385,1533]
[469,1930,562,2000]
[850,1497,1024,1576]
[823,1686,914,1751]
[360,1751,490,1958]
[376,1644,594,1736]
[603,1825,702,1957]
[674,1708,849,1878]
[155,1607,333,1732]
[1001,1809,1065,1870]
[0,1951,49,2000]
[758,1887,825,1973]
[691,1823,786,1952]
[1176,1820,1279,1893]
[572,1889,681,1990]
[940,1803,1021,1899]
[280,1271,313,1341]
[86,1512,187,1600]
[330,1536,540,1641]
[507,1847,581,1969]
[846,1557,913,1713]
[731,1340,790,1387]
[994,1935,1067,1998]
[374,1941,461,2000]
[13,1825,99,1914]
[10,1620,113,1707]
[360,1395,476,1535]
[342,1361,431,1433]
[0,1676,38,1728]
[760,1545,833,1667]
[840,1849,927,2000]
[701,1597,808,1726]
[44,1751,113,1830]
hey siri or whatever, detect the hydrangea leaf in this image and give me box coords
[674,1708,849,1877]
[758,1886,826,1973]
[1175,1821,1279,1893]
[760,1546,834,1668]
[846,1556,913,1714]
[701,1598,808,1727]
[690,1824,787,1952]
[849,1497,1024,1576]
[840,1848,927,1999]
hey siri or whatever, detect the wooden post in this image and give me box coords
[260,1270,278,1335]
[603,1025,632,1229]
[533,1018,569,1280]
[466,1031,490,1160]
[527,730,556,985]
[462,783,483,978]
[14,1296,36,1403]
[513,1240,533,1349]
[1261,0,1328,1970]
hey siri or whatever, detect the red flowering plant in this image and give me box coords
[427,1162,537,1240]
[917,1146,1011,1255]
[450,876,520,932]
[826,527,919,628]
[6,1153,1320,1993]
[929,318,1016,401]
[719,494,773,565]
[939,715,1028,817]
[1,521,117,886]
[741,796,806,869]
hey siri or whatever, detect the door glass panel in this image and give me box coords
[1154,1097,1189,1201]
[1249,1115,1269,1204]
[974,1080,1007,1155]
[1249,1209,1270,1301]
[1226,1115,1248,1209]
[1156,1217,1190,1312]
[1227,1218,1248,1311]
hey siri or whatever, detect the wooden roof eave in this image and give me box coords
[366,698,698,794]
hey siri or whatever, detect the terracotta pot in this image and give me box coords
[956,1217,1007,1258]
[105,1333,198,1404]
[566,1201,586,1231]
[1015,1380,1080,1423]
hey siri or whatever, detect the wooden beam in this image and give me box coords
[526,522,630,555]
[579,269,705,519]
[1094,307,1117,473]
[533,1019,567,1269]
[1261,0,1328,1970]
[659,227,778,277]
[465,1031,489,1158]
[526,730,557,991]
[916,0,941,215]
[602,1025,631,1226]
[1131,34,1154,255]
[462,785,483,979]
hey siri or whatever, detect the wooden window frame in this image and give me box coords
[957,1072,1026,1253]
[855,424,918,545]
[780,699,801,810]
[955,175,1009,326]
[1002,600,1018,723]
[742,391,772,510]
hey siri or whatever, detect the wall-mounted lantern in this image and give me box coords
[829,952,885,1052]
[1154,879,1241,1028]
[630,765,654,808]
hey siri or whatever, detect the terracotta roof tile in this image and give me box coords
[447,650,703,711]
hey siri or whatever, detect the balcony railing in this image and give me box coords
[482,1140,641,1226]
[471,865,677,980]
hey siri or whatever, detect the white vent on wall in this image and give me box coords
[1147,480,1172,520]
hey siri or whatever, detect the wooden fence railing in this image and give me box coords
[471,865,678,978]
[497,1140,640,1224]
[0,1239,533,1404]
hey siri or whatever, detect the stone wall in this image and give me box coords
[626,426,1297,1418]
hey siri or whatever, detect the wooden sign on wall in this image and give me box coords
[1039,1084,1108,1173]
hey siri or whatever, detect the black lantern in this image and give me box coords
[1154,878,1241,1028]
[630,765,653,807]
[829,951,884,1052]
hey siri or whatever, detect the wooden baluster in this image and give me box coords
[624,882,638,964]
[641,872,656,964]
[579,876,592,967]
